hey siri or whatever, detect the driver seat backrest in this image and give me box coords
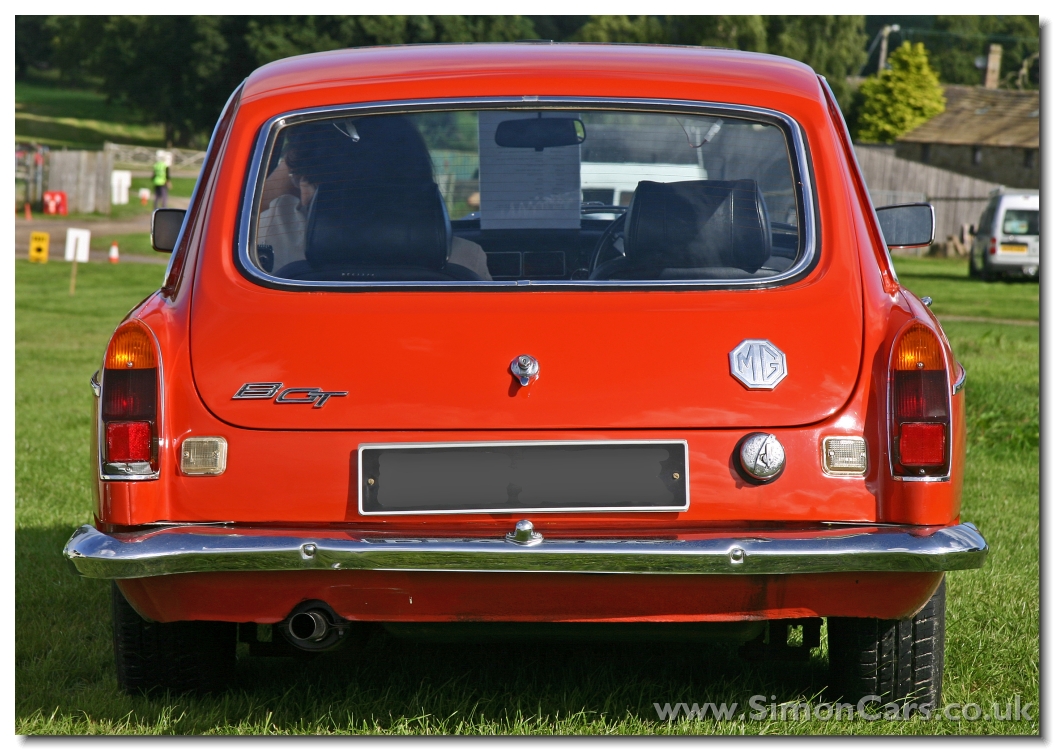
[623,179,772,273]
[303,180,475,280]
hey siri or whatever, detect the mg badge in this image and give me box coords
[729,340,787,390]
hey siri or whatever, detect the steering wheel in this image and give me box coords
[587,213,627,277]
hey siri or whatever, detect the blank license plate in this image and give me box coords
[358,441,688,514]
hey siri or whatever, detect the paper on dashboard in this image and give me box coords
[478,111,581,230]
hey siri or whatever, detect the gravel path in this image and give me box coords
[13,196,190,254]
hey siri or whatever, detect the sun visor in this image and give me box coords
[478,111,582,230]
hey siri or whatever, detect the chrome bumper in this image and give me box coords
[63,523,988,579]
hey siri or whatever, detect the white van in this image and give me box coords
[970,188,1040,279]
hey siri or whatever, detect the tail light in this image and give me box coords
[890,322,950,477]
[989,237,998,255]
[101,320,160,476]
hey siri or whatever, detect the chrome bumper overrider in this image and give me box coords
[63,523,988,579]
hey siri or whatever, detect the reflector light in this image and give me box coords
[105,321,157,369]
[181,437,228,476]
[899,423,946,466]
[106,421,152,462]
[822,437,868,475]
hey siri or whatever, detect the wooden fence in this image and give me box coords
[854,145,1000,246]
[46,150,114,214]
[103,142,205,177]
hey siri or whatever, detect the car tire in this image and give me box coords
[979,256,996,282]
[968,250,980,278]
[827,578,945,708]
[112,582,237,694]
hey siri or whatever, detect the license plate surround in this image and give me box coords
[358,440,690,515]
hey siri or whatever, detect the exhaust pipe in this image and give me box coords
[288,610,329,644]
[279,600,351,652]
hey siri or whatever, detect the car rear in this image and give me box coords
[63,44,986,702]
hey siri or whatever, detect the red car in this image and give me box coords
[65,43,986,707]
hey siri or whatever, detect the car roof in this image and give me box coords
[241,43,823,106]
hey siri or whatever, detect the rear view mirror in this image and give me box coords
[495,117,586,151]
[151,208,187,252]
[875,203,934,248]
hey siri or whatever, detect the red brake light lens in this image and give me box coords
[898,423,947,466]
[106,422,153,462]
[891,323,950,476]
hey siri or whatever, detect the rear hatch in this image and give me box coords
[191,103,863,431]
[190,284,862,431]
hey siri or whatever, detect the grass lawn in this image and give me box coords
[15,81,165,150]
[15,259,1038,734]
[892,256,1039,321]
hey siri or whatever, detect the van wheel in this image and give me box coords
[968,250,980,278]
[980,261,995,282]
[827,579,945,708]
[111,582,236,694]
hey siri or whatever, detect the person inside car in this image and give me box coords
[257,117,491,279]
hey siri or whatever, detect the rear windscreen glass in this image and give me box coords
[248,107,806,285]
[1002,209,1039,236]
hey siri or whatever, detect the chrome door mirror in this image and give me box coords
[151,208,187,252]
[875,203,934,249]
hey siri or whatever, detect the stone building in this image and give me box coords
[895,85,1039,189]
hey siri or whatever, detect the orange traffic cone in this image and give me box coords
[24,202,32,220]
[109,241,120,264]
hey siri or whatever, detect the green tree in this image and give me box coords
[573,16,666,43]
[15,16,53,79]
[854,41,945,144]
[766,16,867,110]
[668,16,768,52]
[37,15,540,146]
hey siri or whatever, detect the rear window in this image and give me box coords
[1002,209,1039,236]
[243,104,812,287]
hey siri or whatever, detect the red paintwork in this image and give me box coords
[119,571,944,624]
[93,44,967,624]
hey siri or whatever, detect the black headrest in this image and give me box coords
[623,179,772,273]
[305,182,452,270]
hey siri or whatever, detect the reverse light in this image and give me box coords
[890,323,950,477]
[101,321,160,477]
[181,437,228,476]
[822,436,868,475]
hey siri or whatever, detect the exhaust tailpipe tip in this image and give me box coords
[279,600,351,652]
[289,610,329,643]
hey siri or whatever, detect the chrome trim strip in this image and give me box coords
[357,439,690,515]
[236,96,816,290]
[952,363,967,395]
[63,522,987,580]
[90,370,101,398]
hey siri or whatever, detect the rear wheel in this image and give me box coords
[112,582,236,694]
[827,578,945,709]
[968,249,980,278]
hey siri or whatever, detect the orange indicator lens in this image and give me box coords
[893,324,944,371]
[105,321,157,370]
